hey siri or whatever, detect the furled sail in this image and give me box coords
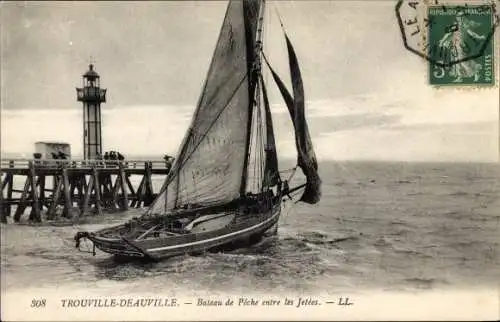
[148,0,263,214]
[264,33,321,204]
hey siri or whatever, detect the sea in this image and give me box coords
[1,161,499,302]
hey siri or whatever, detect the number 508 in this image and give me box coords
[31,299,46,308]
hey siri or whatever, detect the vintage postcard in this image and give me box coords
[1,0,499,320]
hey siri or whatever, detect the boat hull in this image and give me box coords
[85,203,281,261]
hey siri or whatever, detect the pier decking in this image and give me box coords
[0,159,170,223]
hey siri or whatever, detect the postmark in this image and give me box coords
[396,0,499,85]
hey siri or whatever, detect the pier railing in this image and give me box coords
[0,159,169,170]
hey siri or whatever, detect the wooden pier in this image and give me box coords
[0,159,170,223]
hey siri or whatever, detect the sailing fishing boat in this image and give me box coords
[74,0,321,261]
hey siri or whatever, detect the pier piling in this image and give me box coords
[0,159,169,223]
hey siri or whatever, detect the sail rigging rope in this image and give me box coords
[287,166,298,182]
[273,6,287,33]
[281,191,300,225]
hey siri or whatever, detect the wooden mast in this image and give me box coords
[240,0,266,195]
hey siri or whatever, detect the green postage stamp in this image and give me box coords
[428,5,495,86]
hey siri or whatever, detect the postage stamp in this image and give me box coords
[428,5,495,85]
[396,0,499,86]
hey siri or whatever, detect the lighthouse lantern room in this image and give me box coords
[76,64,107,160]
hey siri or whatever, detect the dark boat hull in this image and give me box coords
[84,203,281,261]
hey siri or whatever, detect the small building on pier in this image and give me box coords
[34,141,71,160]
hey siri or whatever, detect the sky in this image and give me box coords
[1,0,499,162]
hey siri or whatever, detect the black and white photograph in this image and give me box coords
[1,0,499,320]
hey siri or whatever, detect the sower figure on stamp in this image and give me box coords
[438,11,487,83]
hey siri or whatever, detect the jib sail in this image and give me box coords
[264,32,322,204]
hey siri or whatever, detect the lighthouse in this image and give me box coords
[76,64,107,160]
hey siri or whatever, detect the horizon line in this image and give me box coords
[1,152,498,165]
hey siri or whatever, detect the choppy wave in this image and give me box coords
[2,161,500,294]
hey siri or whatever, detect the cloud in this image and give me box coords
[270,86,498,162]
[293,90,498,162]
[1,105,192,157]
[2,84,498,162]
[308,122,498,162]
